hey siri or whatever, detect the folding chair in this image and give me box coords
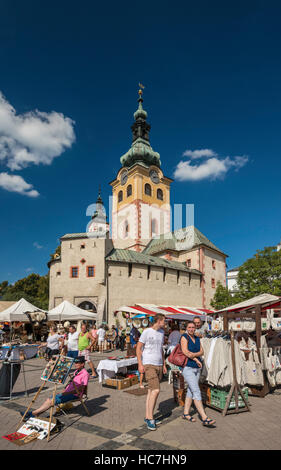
[56,385,90,417]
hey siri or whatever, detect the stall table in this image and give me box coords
[97,357,138,382]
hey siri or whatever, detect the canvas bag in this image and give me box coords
[229,320,243,332]
[270,318,281,331]
[211,319,223,332]
[244,350,264,386]
[243,319,256,332]
[265,349,276,372]
[261,319,270,331]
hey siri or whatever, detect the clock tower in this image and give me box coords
[110,89,172,251]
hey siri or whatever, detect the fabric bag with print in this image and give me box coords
[244,350,264,386]
[266,349,276,372]
[271,318,281,331]
[243,319,256,332]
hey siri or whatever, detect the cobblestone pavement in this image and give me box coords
[0,351,280,450]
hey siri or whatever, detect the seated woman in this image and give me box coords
[20,356,89,420]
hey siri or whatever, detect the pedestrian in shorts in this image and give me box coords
[136,314,167,431]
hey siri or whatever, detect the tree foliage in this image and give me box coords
[210,282,236,310]
[211,246,281,310]
[236,246,281,300]
[0,273,49,310]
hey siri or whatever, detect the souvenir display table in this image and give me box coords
[0,344,39,361]
[97,357,138,382]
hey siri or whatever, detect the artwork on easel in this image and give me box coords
[40,356,58,381]
[46,355,74,384]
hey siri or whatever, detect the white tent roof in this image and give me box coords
[0,298,46,322]
[47,300,97,321]
[217,293,281,313]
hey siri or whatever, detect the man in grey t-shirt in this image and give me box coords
[193,316,208,338]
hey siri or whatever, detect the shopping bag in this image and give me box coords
[261,319,270,331]
[244,351,264,386]
[243,320,256,332]
[266,349,276,372]
[211,319,223,332]
[270,318,281,331]
[229,320,243,332]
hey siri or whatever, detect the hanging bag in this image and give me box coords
[211,319,223,332]
[229,320,243,332]
[243,319,256,332]
[244,350,264,386]
[261,319,270,331]
[270,318,281,331]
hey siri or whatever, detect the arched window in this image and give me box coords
[118,190,123,202]
[124,220,129,238]
[157,188,163,201]
[145,183,151,196]
[127,185,132,197]
[78,301,97,312]
[151,218,158,236]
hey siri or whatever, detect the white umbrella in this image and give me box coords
[47,300,97,321]
[0,298,46,322]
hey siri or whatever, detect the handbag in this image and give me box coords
[168,341,188,368]
[244,350,264,386]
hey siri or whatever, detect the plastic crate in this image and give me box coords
[210,387,249,410]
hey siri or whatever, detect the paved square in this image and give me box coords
[0,353,280,450]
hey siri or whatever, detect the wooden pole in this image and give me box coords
[47,383,57,442]
[17,381,46,429]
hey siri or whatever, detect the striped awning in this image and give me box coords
[116,304,213,321]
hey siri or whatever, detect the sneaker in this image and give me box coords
[145,419,156,431]
[20,410,34,421]
[144,417,162,425]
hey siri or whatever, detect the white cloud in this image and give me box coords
[33,241,43,249]
[0,172,39,197]
[174,154,249,182]
[182,149,217,159]
[0,91,75,171]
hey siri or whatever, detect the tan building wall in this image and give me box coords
[49,236,114,323]
[203,247,226,308]
[106,262,202,326]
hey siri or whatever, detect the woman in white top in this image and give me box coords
[40,326,64,360]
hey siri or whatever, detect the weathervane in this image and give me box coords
[138,83,145,96]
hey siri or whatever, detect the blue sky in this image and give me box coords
[1,0,281,283]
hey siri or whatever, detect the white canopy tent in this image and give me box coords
[0,298,46,322]
[47,300,97,322]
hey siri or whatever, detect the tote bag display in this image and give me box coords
[244,351,264,386]
[229,320,243,332]
[270,318,281,331]
[243,319,256,332]
[261,319,270,331]
[211,319,223,332]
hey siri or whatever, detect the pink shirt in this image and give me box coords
[64,368,90,397]
[91,329,98,339]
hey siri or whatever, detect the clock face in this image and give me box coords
[121,170,128,185]
[149,170,159,184]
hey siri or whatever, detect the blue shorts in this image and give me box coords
[54,393,77,405]
[67,350,79,359]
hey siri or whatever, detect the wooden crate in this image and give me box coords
[129,375,139,386]
[199,383,211,405]
[173,387,186,406]
[105,378,131,390]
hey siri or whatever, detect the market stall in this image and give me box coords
[0,298,47,400]
[47,300,97,322]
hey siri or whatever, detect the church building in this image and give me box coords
[48,89,227,324]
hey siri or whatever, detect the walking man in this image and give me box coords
[78,324,98,378]
[136,314,167,431]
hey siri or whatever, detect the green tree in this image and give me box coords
[210,282,235,310]
[1,273,49,310]
[236,246,281,300]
